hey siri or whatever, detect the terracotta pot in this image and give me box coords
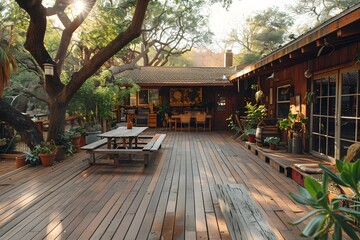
[126,121,133,129]
[79,135,86,147]
[269,144,277,150]
[39,153,56,167]
[247,134,256,143]
[15,155,26,168]
[71,135,81,152]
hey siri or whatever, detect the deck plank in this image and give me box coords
[0,130,320,240]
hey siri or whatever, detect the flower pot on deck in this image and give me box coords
[247,134,256,143]
[15,155,27,168]
[39,152,56,167]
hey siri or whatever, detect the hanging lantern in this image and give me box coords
[43,63,54,76]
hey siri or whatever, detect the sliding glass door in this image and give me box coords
[311,67,360,161]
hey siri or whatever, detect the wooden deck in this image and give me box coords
[0,130,311,240]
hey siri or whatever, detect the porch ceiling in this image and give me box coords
[229,3,360,82]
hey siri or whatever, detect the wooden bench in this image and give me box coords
[81,134,166,167]
[216,183,278,240]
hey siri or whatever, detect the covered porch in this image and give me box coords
[0,130,311,239]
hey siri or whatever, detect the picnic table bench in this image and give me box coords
[216,183,278,240]
[81,134,166,167]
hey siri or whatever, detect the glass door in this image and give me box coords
[338,69,360,159]
[311,74,337,160]
[311,67,360,161]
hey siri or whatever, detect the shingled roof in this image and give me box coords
[115,66,237,86]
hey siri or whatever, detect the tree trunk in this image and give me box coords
[0,98,43,149]
[46,101,67,142]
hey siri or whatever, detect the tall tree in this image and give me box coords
[1,0,231,148]
[0,0,150,148]
[226,7,294,64]
[292,0,359,22]
[139,0,213,66]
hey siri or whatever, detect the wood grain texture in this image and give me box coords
[0,130,313,239]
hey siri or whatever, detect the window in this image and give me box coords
[277,85,291,119]
[217,94,226,111]
[138,89,159,106]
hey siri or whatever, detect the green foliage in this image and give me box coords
[25,149,40,166]
[55,134,75,156]
[264,136,280,145]
[226,7,294,60]
[290,159,360,239]
[141,0,213,66]
[158,102,171,122]
[227,114,241,134]
[35,140,57,154]
[244,102,267,127]
[67,126,86,137]
[114,76,139,106]
[67,73,116,129]
[25,140,57,166]
[244,128,256,136]
[278,113,308,133]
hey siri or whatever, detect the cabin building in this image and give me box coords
[229,3,360,162]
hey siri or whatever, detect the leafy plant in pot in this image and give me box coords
[35,140,57,167]
[244,128,256,143]
[264,137,280,150]
[67,126,85,152]
[55,133,75,161]
[244,102,267,144]
[278,113,308,153]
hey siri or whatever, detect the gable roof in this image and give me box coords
[115,66,236,86]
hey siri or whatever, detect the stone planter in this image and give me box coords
[292,132,302,154]
[85,131,101,144]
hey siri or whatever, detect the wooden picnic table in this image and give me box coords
[98,126,148,149]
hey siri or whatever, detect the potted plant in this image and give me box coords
[244,128,256,143]
[25,149,41,166]
[278,113,308,153]
[67,126,86,152]
[55,133,75,161]
[157,103,171,127]
[244,102,268,144]
[35,140,57,167]
[264,137,280,150]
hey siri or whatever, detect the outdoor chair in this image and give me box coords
[165,113,176,130]
[180,114,191,132]
[195,112,207,131]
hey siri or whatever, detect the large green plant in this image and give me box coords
[290,159,360,240]
[278,113,308,133]
[67,74,116,130]
[244,102,267,128]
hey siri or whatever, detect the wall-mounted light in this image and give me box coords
[43,63,54,76]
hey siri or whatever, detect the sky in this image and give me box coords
[208,0,291,52]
